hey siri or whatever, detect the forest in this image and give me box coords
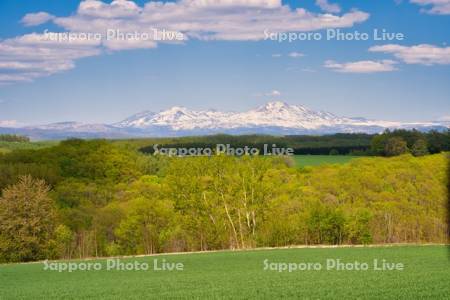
[138,130,449,155]
[0,132,448,263]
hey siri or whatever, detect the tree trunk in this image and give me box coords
[222,194,239,249]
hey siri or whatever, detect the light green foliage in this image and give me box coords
[115,176,173,255]
[0,140,57,152]
[0,176,57,262]
[55,224,74,259]
[0,138,447,262]
[293,155,358,167]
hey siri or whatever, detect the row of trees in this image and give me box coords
[138,133,375,156]
[0,139,448,262]
[0,134,30,142]
[137,130,449,156]
[371,129,449,157]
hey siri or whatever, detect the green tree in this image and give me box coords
[115,197,173,255]
[329,149,339,155]
[55,224,74,259]
[384,137,408,157]
[345,210,372,244]
[411,139,429,156]
[0,175,57,262]
[370,134,387,155]
[426,130,447,153]
[0,134,30,142]
[306,205,346,245]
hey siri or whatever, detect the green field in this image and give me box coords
[1,245,448,299]
[294,155,360,167]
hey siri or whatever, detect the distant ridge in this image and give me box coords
[1,101,448,140]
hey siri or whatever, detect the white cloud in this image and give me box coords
[324,59,398,73]
[0,120,22,128]
[410,0,450,14]
[315,0,341,13]
[301,68,316,72]
[0,33,101,84]
[21,12,55,26]
[52,0,369,42]
[76,0,142,18]
[102,37,158,50]
[285,66,315,72]
[1,0,370,84]
[183,0,282,8]
[288,51,304,58]
[272,53,282,57]
[265,90,281,97]
[369,44,450,65]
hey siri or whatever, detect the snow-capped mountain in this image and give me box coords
[114,101,352,130]
[113,101,447,134]
[1,101,448,140]
[26,122,114,132]
[116,106,232,130]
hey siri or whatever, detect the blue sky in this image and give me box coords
[0,0,449,125]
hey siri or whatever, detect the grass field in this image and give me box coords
[1,245,448,299]
[293,155,360,167]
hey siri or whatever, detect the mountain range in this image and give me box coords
[1,101,448,140]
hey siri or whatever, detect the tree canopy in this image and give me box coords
[0,137,448,262]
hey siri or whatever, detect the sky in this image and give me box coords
[0,0,449,126]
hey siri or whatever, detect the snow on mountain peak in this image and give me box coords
[256,101,308,113]
[111,101,448,135]
[259,101,290,110]
[2,101,447,139]
[114,101,345,130]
